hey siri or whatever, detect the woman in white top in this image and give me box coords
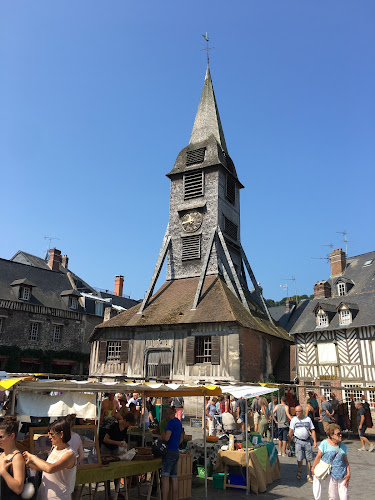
[65,414,84,465]
[23,418,76,500]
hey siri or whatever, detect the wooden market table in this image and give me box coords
[215,443,280,494]
[76,458,162,500]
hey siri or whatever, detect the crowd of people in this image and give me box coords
[203,390,374,500]
[0,389,373,499]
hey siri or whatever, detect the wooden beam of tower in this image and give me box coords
[240,245,274,324]
[138,230,171,314]
[191,229,217,310]
[220,258,239,298]
[217,228,250,313]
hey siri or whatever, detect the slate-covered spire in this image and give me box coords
[189,67,228,153]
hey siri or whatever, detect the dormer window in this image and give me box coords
[316,308,328,327]
[95,302,104,316]
[69,296,78,310]
[19,286,31,301]
[337,282,346,296]
[339,309,352,325]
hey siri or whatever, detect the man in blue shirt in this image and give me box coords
[161,407,183,500]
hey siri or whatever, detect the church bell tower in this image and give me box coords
[139,66,272,321]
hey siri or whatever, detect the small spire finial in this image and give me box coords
[201,32,215,67]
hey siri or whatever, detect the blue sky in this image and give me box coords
[1,1,374,301]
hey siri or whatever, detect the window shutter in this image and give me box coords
[120,340,129,363]
[211,335,220,365]
[98,341,107,363]
[186,336,195,365]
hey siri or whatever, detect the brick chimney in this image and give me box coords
[314,280,331,299]
[48,248,61,271]
[61,255,69,268]
[285,297,295,313]
[114,275,124,296]
[330,248,346,276]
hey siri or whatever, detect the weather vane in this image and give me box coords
[201,33,215,67]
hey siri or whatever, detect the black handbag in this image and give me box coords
[152,439,168,457]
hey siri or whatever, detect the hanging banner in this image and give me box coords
[17,391,96,418]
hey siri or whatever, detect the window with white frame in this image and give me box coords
[29,323,39,341]
[195,336,212,363]
[367,389,375,409]
[95,302,104,316]
[20,287,31,301]
[339,309,352,325]
[107,341,121,362]
[69,296,78,310]
[52,325,61,343]
[343,384,364,403]
[320,383,332,400]
[316,309,328,327]
[337,282,346,296]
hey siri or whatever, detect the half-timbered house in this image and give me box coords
[89,66,292,384]
[289,248,375,408]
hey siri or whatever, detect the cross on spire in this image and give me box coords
[201,33,215,67]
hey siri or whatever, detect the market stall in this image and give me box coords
[76,457,162,500]
[1,377,280,497]
[215,442,280,494]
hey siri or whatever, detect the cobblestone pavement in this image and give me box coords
[77,432,375,499]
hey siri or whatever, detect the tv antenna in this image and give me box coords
[44,236,60,253]
[283,277,298,303]
[321,243,333,249]
[280,283,289,297]
[336,231,348,255]
[311,256,330,262]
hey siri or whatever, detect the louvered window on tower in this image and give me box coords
[184,171,204,200]
[224,216,238,240]
[226,175,236,204]
[186,147,206,166]
[182,235,201,261]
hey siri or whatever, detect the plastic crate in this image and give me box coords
[212,473,224,489]
[228,473,246,487]
[197,465,212,478]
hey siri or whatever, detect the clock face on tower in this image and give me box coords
[180,211,203,232]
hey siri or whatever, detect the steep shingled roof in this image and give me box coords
[90,275,291,342]
[189,67,227,152]
[290,251,375,335]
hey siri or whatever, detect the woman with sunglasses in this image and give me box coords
[0,416,25,498]
[23,418,76,500]
[311,423,350,500]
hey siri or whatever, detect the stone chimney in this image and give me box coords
[114,275,124,296]
[48,248,61,271]
[314,280,331,299]
[104,307,112,321]
[330,248,346,276]
[285,297,295,313]
[61,255,69,268]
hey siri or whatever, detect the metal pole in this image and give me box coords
[245,400,249,495]
[10,385,17,414]
[97,397,102,443]
[142,394,146,447]
[203,391,207,498]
